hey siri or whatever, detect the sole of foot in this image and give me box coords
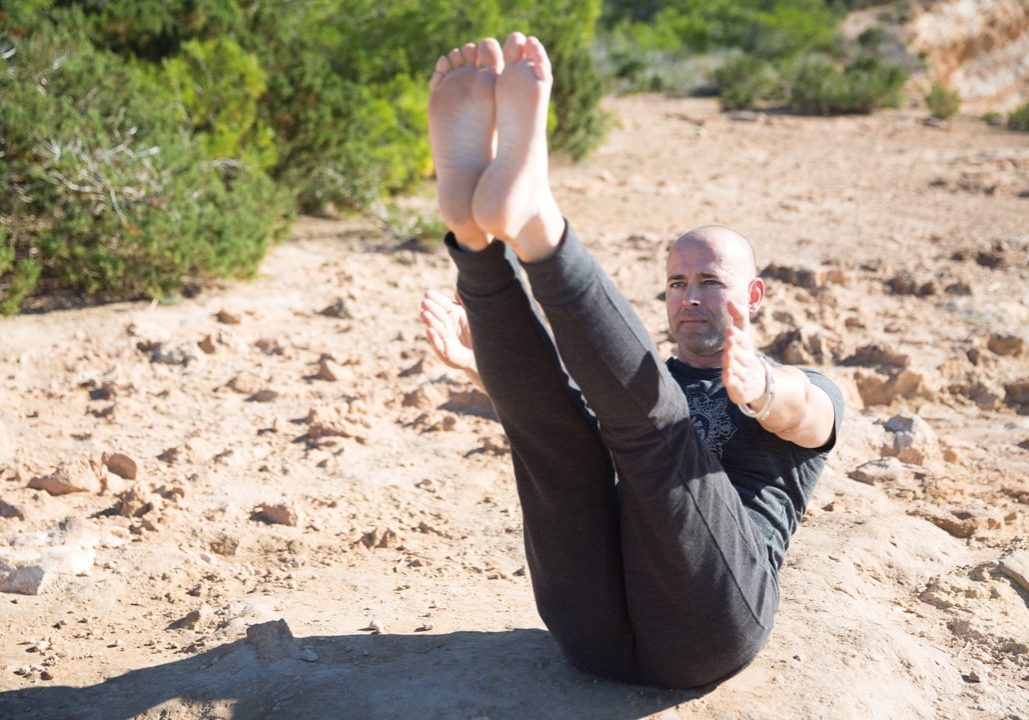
[428,38,504,251]
[472,33,564,262]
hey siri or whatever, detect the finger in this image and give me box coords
[425,328,450,362]
[421,296,451,322]
[424,289,454,307]
[420,309,448,336]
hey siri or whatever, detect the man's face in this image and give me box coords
[665,236,753,367]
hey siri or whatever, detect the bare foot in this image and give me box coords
[428,39,504,251]
[472,33,564,263]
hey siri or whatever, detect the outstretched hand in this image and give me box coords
[720,300,767,409]
[420,290,478,377]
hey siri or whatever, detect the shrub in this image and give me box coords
[1007,102,1029,132]
[925,83,961,119]
[0,24,290,313]
[714,54,782,110]
[786,54,905,114]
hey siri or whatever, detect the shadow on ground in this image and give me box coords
[0,629,698,719]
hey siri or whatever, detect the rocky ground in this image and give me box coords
[1,94,1027,719]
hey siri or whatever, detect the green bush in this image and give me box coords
[925,82,961,119]
[0,1,614,313]
[0,21,290,313]
[714,54,782,110]
[1007,102,1029,132]
[786,54,905,114]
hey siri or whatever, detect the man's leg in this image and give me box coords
[429,38,635,681]
[474,34,778,688]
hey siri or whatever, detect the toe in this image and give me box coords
[503,32,526,64]
[448,47,464,68]
[478,37,503,72]
[524,36,552,82]
[460,42,477,65]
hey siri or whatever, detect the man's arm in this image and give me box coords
[721,302,836,449]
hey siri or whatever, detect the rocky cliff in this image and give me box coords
[909,0,1029,112]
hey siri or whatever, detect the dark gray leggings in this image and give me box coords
[448,223,779,689]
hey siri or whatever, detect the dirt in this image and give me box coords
[1,94,1027,719]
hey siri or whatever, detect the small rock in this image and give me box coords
[254,502,297,527]
[885,271,936,296]
[1003,378,1029,407]
[215,309,241,325]
[398,357,426,378]
[254,338,286,356]
[841,344,910,369]
[0,563,49,595]
[441,390,495,418]
[300,647,319,662]
[361,619,383,634]
[103,452,138,480]
[247,389,280,403]
[197,335,217,354]
[855,369,927,406]
[0,499,26,520]
[148,342,201,367]
[912,508,978,539]
[157,446,181,465]
[358,528,399,549]
[965,380,1004,410]
[848,457,913,485]
[28,461,101,496]
[881,413,941,466]
[314,357,347,382]
[209,533,240,556]
[116,487,156,518]
[998,551,1029,593]
[319,299,353,319]
[987,333,1024,357]
[760,263,825,290]
[246,619,294,660]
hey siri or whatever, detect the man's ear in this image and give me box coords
[747,278,765,315]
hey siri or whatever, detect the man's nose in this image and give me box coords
[683,284,701,306]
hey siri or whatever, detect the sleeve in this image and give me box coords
[802,369,845,452]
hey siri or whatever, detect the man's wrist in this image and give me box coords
[738,356,775,421]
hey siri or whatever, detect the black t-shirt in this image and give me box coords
[666,357,845,570]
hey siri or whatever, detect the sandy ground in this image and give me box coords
[1,94,1027,719]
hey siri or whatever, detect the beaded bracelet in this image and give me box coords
[737,355,776,421]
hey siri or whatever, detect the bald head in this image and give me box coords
[669,225,757,281]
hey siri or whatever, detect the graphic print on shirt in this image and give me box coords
[686,389,737,459]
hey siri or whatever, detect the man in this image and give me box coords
[420,32,843,689]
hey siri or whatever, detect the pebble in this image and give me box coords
[881,413,941,466]
[248,389,280,403]
[0,499,26,520]
[246,619,294,660]
[318,298,353,319]
[215,309,242,325]
[300,647,319,662]
[255,502,298,527]
[27,461,101,496]
[148,342,202,366]
[104,452,138,480]
[986,333,1025,357]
